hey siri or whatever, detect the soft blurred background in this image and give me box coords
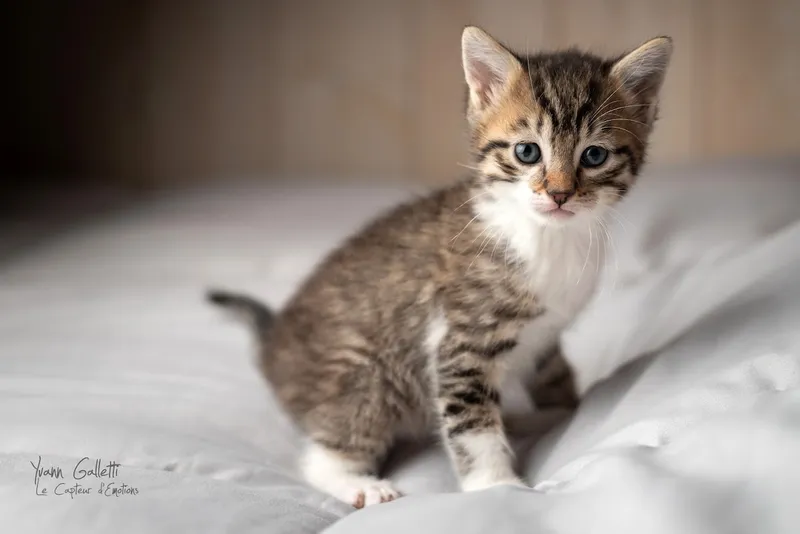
[4,0,800,254]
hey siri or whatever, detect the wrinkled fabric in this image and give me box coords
[1,158,798,534]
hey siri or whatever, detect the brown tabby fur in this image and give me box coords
[208,26,671,507]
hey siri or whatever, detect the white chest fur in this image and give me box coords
[473,191,605,321]
[472,189,607,414]
[423,189,606,408]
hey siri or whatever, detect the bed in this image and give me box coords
[2,157,799,533]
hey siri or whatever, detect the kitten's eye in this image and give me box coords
[580,146,608,167]
[514,143,541,164]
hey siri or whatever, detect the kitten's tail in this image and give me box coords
[206,289,275,336]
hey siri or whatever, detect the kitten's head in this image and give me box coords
[462,27,672,227]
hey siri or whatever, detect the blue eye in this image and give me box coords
[514,143,541,164]
[580,146,608,167]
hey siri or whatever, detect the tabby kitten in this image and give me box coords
[208,27,672,508]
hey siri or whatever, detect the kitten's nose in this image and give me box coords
[548,190,574,207]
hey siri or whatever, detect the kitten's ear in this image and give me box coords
[462,26,522,120]
[611,36,673,98]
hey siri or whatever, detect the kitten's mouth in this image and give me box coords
[539,207,575,220]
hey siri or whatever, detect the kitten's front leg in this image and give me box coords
[435,328,524,492]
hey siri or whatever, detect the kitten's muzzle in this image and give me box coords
[542,170,576,207]
[548,191,574,207]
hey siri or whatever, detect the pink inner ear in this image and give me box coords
[468,59,501,107]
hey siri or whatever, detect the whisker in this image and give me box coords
[594,218,602,285]
[577,223,593,286]
[592,103,652,122]
[467,230,497,274]
[604,205,636,231]
[449,213,481,245]
[591,57,649,121]
[597,218,619,292]
[452,190,488,213]
[469,222,492,249]
[594,117,650,129]
[526,37,540,106]
[591,87,623,124]
[478,231,494,252]
[609,126,645,145]
[602,210,630,236]
[590,56,645,122]
[457,161,484,173]
[590,220,610,299]
[490,232,504,263]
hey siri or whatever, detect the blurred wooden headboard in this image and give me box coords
[12,1,800,186]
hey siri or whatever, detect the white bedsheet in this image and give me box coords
[1,158,799,533]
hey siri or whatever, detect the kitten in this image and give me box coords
[208,26,672,508]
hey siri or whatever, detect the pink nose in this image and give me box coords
[548,191,574,206]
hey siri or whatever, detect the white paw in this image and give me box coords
[301,444,403,509]
[338,479,402,509]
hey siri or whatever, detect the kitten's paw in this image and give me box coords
[301,443,402,509]
[341,479,402,509]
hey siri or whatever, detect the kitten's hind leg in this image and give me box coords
[528,347,580,411]
[290,346,408,508]
[301,442,401,508]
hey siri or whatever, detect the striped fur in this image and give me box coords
[208,26,672,508]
